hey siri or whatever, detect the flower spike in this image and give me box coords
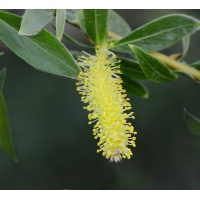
[76,44,137,163]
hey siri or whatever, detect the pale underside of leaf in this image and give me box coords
[19,9,54,36]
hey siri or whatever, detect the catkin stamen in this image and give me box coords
[76,44,137,163]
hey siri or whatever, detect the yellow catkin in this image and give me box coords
[76,44,137,163]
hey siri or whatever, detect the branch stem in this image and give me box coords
[149,52,200,80]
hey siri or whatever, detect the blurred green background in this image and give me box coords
[0,9,200,189]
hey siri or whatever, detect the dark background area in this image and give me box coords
[0,9,200,189]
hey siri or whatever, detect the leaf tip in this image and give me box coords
[183,107,187,116]
[13,157,19,163]
[18,30,23,35]
[7,151,18,163]
[56,35,62,42]
[18,28,28,36]
[18,30,40,36]
[0,52,4,56]
[0,68,7,74]
[143,92,149,99]
[128,44,134,48]
[128,44,138,52]
[183,108,200,137]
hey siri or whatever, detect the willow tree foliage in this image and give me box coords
[0,9,200,162]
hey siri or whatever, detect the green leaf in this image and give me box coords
[112,14,200,53]
[120,58,147,80]
[83,9,108,45]
[19,9,54,36]
[0,11,81,79]
[0,69,17,161]
[0,92,17,161]
[78,10,85,31]
[0,52,4,56]
[191,61,200,70]
[179,35,190,61]
[184,108,200,137]
[56,9,66,41]
[0,68,6,90]
[66,9,80,25]
[111,45,132,53]
[121,74,148,98]
[129,45,177,82]
[107,10,131,39]
[175,70,195,81]
[69,9,131,40]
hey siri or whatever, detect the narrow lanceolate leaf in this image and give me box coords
[179,35,190,61]
[19,9,54,36]
[107,10,131,39]
[0,11,81,79]
[120,58,147,80]
[83,9,108,45]
[129,45,177,82]
[121,75,148,98]
[0,69,17,161]
[56,9,66,41]
[112,14,200,53]
[0,68,6,90]
[184,108,200,137]
[78,10,85,31]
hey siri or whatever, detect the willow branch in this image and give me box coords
[149,52,200,81]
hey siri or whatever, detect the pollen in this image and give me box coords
[76,44,137,163]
